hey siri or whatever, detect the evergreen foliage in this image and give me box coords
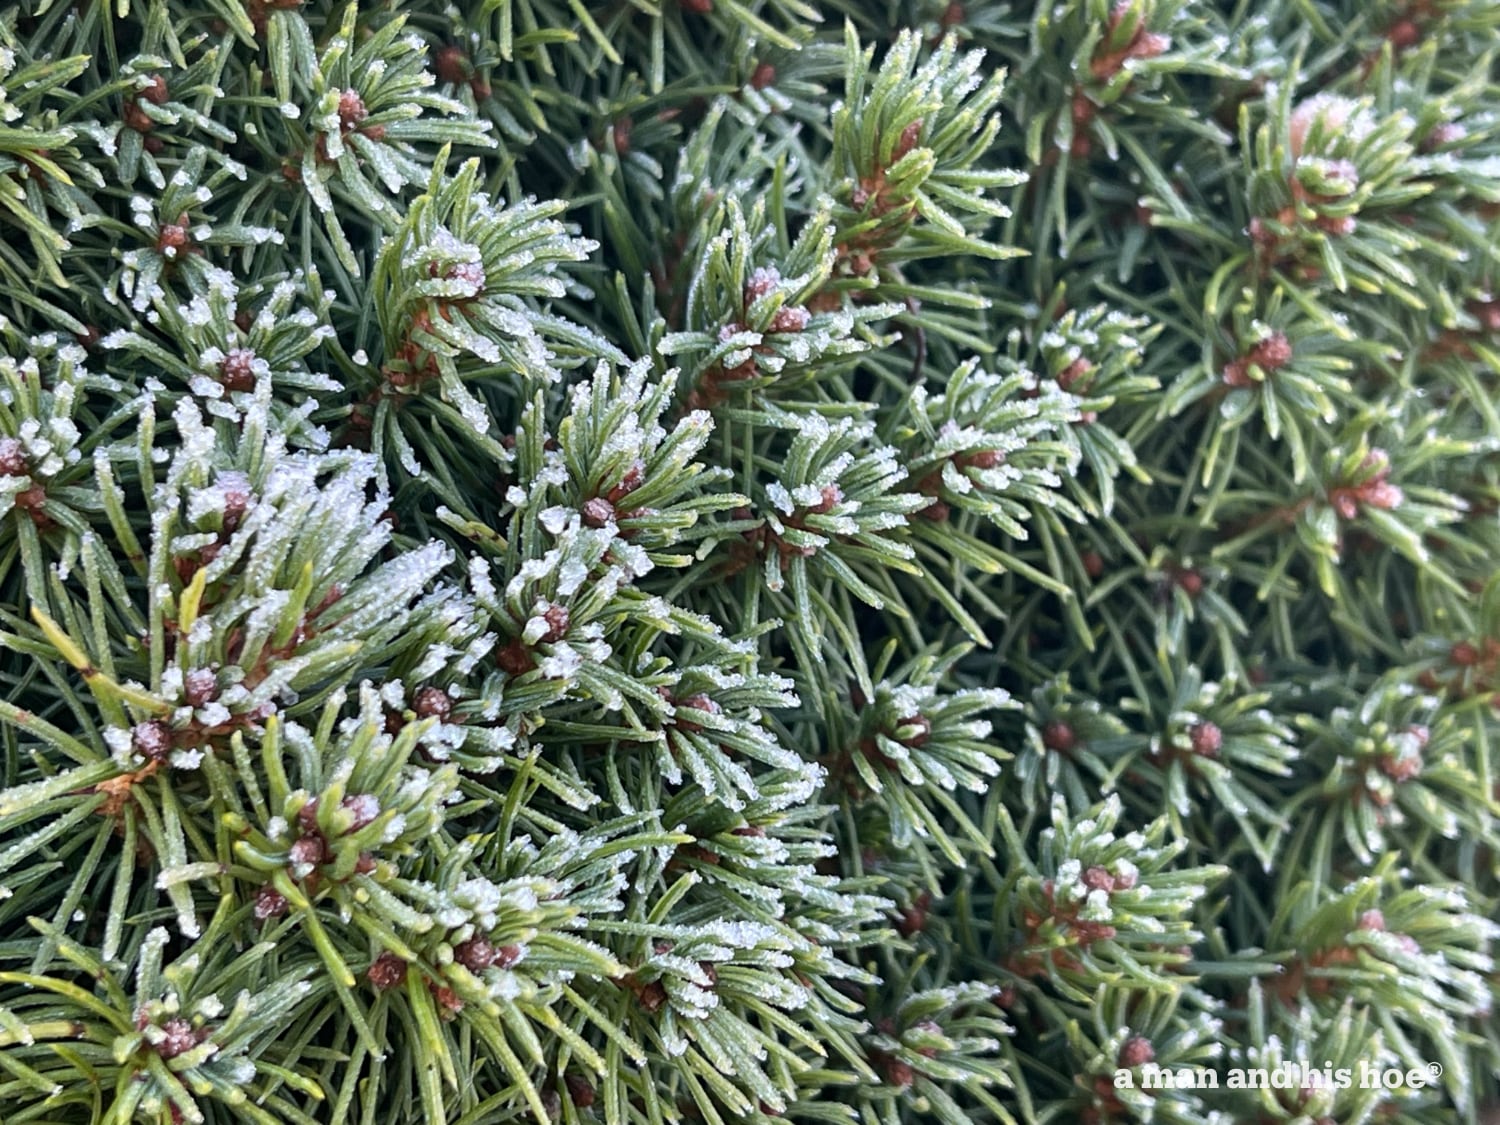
[0,0,1498,1122]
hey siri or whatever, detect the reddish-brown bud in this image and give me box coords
[492,636,535,679]
[433,46,469,86]
[540,603,571,644]
[893,119,924,161]
[288,833,328,870]
[413,685,452,721]
[673,693,720,734]
[897,714,931,748]
[1118,1036,1155,1068]
[219,347,257,392]
[341,794,380,832]
[1174,568,1204,598]
[157,222,191,254]
[565,1073,597,1107]
[1082,866,1116,892]
[429,982,465,1013]
[368,953,408,990]
[769,305,810,334]
[1386,19,1420,49]
[296,798,320,833]
[132,720,174,762]
[884,1057,915,1088]
[1043,720,1077,753]
[153,1018,200,1059]
[183,668,218,708]
[1188,721,1222,758]
[253,886,289,920]
[0,438,27,478]
[1248,332,1293,371]
[337,89,368,130]
[454,938,497,972]
[1422,122,1466,151]
[581,496,616,527]
[140,75,170,105]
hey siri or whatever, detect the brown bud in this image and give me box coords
[611,116,633,156]
[13,485,58,524]
[581,496,616,527]
[296,798,320,833]
[253,886,289,920]
[0,438,28,478]
[340,794,380,832]
[1118,1036,1155,1068]
[750,62,776,90]
[1082,866,1115,892]
[636,979,668,1012]
[433,46,469,86]
[368,952,407,991]
[896,891,932,937]
[769,305,810,334]
[743,266,782,305]
[539,603,570,643]
[454,938,497,972]
[1248,332,1292,371]
[1222,358,1253,388]
[898,713,931,747]
[1057,357,1094,391]
[157,222,191,254]
[565,1073,597,1108]
[673,693,720,734]
[893,119,924,161]
[337,89,368,130]
[607,460,645,503]
[1042,720,1077,754]
[1174,568,1204,598]
[140,75,170,105]
[219,347,257,392]
[1422,122,1466,151]
[131,720,174,762]
[809,484,843,514]
[494,944,524,969]
[884,1057,915,1088]
[123,100,155,133]
[413,685,452,721]
[1386,19,1420,48]
[153,1018,200,1059]
[183,668,218,707]
[1188,721,1222,758]
[496,639,534,677]
[429,982,465,1013]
